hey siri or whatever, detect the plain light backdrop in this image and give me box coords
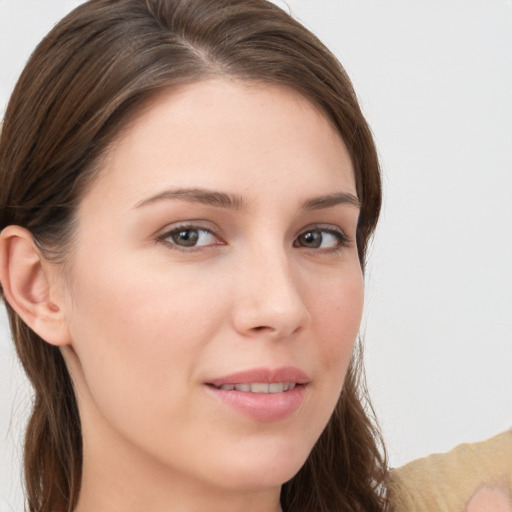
[1,0,511,510]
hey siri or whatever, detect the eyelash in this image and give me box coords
[294,225,350,252]
[157,223,351,253]
[157,222,224,252]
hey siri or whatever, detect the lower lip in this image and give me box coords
[205,385,306,422]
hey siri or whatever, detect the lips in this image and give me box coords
[207,366,309,388]
[213,382,297,393]
[205,367,309,422]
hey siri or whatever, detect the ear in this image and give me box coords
[0,225,71,346]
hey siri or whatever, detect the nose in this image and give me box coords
[230,248,310,340]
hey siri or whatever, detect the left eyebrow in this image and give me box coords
[301,192,360,211]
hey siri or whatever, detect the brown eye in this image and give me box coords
[294,228,346,250]
[296,230,323,248]
[163,227,219,248]
[170,229,199,247]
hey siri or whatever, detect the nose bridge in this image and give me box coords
[231,238,309,338]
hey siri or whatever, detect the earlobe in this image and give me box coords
[0,225,71,347]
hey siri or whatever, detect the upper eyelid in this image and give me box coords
[157,220,220,236]
[294,225,353,251]
[157,224,224,252]
[156,221,223,245]
[297,223,348,237]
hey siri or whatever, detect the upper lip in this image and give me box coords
[207,366,310,387]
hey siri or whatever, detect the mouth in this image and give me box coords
[206,366,309,388]
[205,367,308,422]
[209,382,299,393]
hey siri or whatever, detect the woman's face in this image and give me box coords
[59,79,363,498]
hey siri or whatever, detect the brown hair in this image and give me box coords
[0,1,387,511]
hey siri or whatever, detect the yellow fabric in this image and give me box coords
[388,430,511,512]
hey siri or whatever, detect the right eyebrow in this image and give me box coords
[133,187,249,211]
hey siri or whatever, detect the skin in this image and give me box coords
[11,79,364,512]
[466,486,509,512]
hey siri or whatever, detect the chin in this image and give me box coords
[201,435,313,492]
[213,462,304,493]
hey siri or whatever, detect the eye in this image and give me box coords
[294,227,348,250]
[160,225,222,249]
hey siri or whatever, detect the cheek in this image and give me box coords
[64,252,227,426]
[309,265,364,364]
[300,264,364,422]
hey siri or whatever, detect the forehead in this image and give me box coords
[86,79,356,210]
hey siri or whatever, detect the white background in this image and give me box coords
[1,0,511,510]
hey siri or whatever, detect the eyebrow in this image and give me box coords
[134,187,360,211]
[302,191,360,210]
[134,188,248,210]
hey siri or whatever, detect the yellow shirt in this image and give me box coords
[388,430,511,512]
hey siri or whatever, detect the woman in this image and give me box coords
[0,1,388,511]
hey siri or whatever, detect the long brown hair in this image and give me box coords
[0,1,387,510]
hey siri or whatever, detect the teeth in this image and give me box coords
[216,382,297,393]
[250,383,269,393]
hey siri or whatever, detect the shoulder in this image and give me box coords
[387,429,511,512]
